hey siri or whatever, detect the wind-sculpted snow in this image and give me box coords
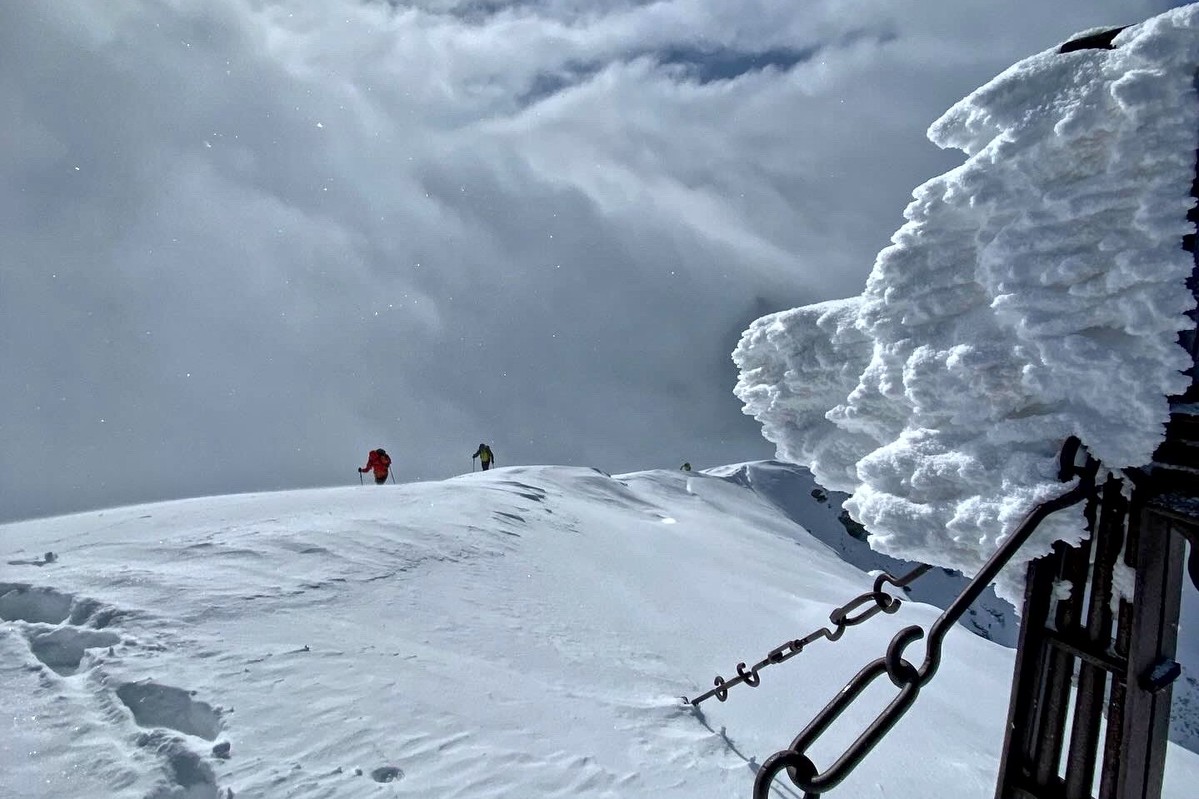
[734,6,1199,602]
[1,467,1196,797]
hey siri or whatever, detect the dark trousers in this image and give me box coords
[375,474,388,484]
[481,461,491,471]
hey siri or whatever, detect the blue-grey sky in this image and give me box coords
[0,0,1182,523]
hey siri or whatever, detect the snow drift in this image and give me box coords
[2,465,1197,798]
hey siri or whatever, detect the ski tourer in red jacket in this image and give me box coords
[359,448,392,484]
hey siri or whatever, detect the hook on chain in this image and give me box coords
[883,626,923,688]
[684,563,929,706]
[736,662,761,687]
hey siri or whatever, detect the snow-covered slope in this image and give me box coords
[2,465,1196,798]
[705,460,1199,751]
[706,460,1019,646]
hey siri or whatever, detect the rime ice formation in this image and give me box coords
[735,7,1199,600]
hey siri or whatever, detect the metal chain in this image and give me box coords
[684,564,932,706]
[753,436,1099,799]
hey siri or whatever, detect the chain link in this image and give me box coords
[684,564,931,706]
[752,436,1099,799]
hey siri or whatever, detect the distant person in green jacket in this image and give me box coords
[473,443,495,471]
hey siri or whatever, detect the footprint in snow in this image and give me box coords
[26,626,121,675]
[137,730,221,798]
[2,582,231,795]
[117,680,224,741]
[370,765,404,783]
[1,584,128,675]
[0,583,75,624]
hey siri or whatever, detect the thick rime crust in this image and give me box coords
[734,7,1199,603]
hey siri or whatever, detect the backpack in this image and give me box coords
[376,449,391,466]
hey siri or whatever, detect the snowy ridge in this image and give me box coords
[734,6,1199,603]
[2,465,1197,797]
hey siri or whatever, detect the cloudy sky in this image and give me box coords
[0,0,1184,523]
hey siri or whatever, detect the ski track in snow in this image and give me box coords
[1,464,1196,798]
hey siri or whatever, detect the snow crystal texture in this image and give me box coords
[734,7,1199,600]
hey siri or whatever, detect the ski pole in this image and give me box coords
[358,470,363,485]
[390,469,396,484]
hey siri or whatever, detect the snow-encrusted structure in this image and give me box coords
[735,7,1199,601]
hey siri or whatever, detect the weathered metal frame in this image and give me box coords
[1118,494,1195,799]
[992,30,1199,799]
[994,470,1198,799]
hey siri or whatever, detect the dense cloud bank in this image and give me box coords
[1,0,1174,521]
[735,6,1199,600]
